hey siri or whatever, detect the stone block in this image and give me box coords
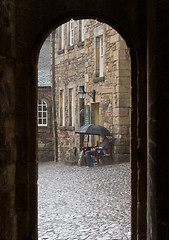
[114,137,130,146]
[119,84,130,93]
[114,145,130,154]
[117,92,130,99]
[119,59,131,69]
[119,69,131,77]
[118,126,130,135]
[119,108,129,117]
[119,38,128,49]
[113,116,130,125]
[110,34,119,44]
[113,108,129,117]
[113,108,119,117]
[119,76,131,84]
[113,50,119,60]
[119,49,130,59]
[119,99,130,108]
[113,153,130,163]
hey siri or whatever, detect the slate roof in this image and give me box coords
[38,37,51,87]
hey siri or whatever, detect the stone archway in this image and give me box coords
[34,15,146,240]
[1,1,147,240]
[38,19,137,239]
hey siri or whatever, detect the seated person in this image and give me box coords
[85,134,109,167]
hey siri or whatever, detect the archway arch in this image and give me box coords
[14,2,147,240]
[33,10,138,67]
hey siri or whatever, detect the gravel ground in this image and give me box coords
[38,162,131,240]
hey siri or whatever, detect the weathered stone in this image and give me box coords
[114,145,130,154]
[113,154,130,163]
[38,87,54,162]
[53,19,131,163]
[1,1,169,240]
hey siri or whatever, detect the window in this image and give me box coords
[69,19,74,46]
[96,35,104,77]
[69,88,74,126]
[79,20,84,42]
[38,100,47,126]
[59,90,65,126]
[58,24,64,50]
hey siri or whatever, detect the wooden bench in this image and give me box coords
[94,141,113,165]
[81,141,113,166]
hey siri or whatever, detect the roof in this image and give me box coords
[38,37,51,87]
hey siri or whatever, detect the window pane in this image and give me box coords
[100,36,103,55]
[70,19,74,46]
[38,99,48,126]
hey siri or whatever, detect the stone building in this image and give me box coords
[38,37,54,161]
[52,19,131,164]
[1,1,169,240]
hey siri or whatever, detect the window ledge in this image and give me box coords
[59,126,75,131]
[67,126,75,131]
[93,76,105,83]
[59,126,66,130]
[67,45,74,51]
[57,49,65,55]
[77,41,84,47]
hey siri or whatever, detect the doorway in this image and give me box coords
[38,18,133,239]
[27,4,146,240]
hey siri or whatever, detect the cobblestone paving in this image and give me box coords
[38,162,131,240]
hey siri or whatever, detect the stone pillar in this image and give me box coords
[147,0,169,239]
[0,1,17,239]
[147,1,157,239]
[113,35,131,163]
[133,29,147,240]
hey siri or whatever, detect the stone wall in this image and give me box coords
[53,19,131,164]
[85,21,131,163]
[53,20,86,163]
[38,87,54,161]
[1,0,169,239]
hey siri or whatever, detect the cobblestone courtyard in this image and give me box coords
[38,162,131,240]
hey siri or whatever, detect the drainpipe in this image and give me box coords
[51,30,58,161]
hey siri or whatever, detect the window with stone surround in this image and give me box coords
[69,19,74,46]
[58,24,64,51]
[38,100,47,126]
[68,88,74,126]
[96,35,104,77]
[59,90,65,126]
[79,19,85,42]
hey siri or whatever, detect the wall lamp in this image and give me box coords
[78,89,96,102]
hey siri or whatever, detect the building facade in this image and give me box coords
[38,37,54,161]
[52,19,131,164]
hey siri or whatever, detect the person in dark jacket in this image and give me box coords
[85,134,109,167]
